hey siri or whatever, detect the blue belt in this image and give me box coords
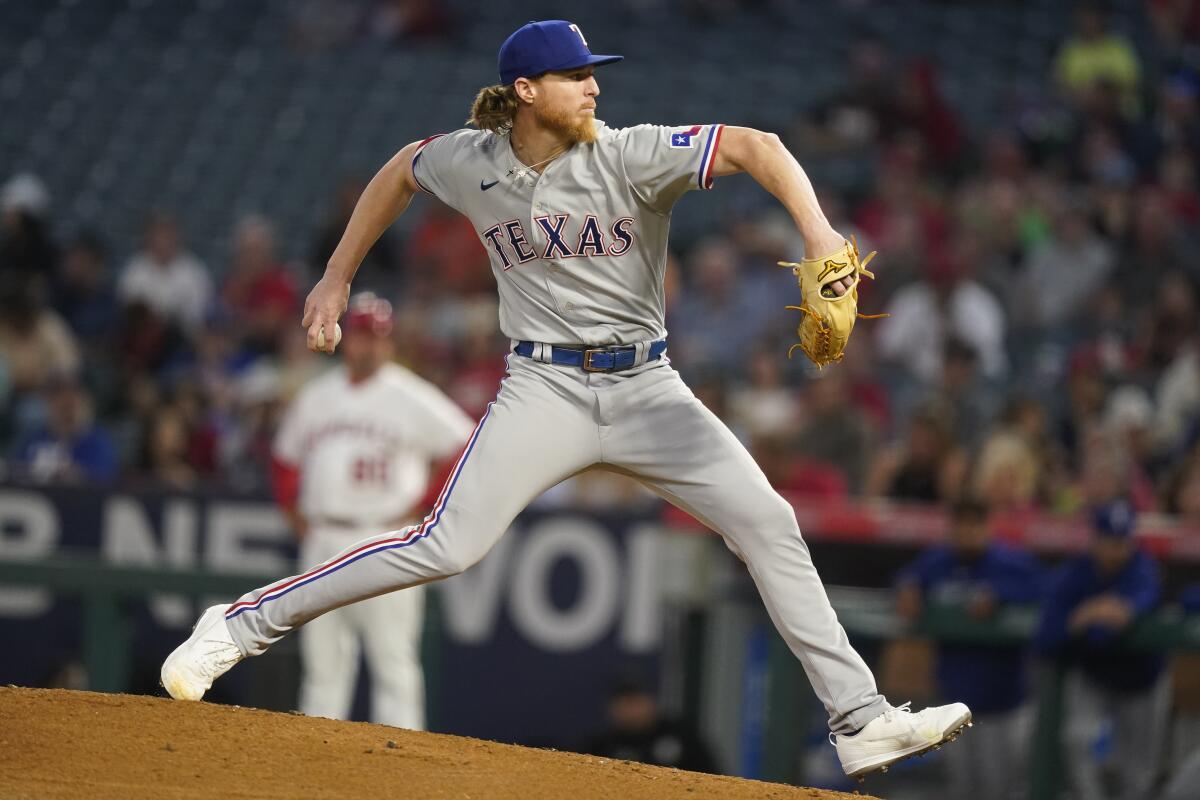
[513,339,668,373]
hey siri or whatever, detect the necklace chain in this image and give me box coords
[508,142,569,179]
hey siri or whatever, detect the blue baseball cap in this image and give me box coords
[1092,498,1137,539]
[498,20,623,85]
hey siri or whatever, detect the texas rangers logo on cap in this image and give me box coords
[498,20,623,85]
[669,126,702,148]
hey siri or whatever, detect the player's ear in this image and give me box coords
[513,76,537,105]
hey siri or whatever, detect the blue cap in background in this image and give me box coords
[1092,498,1137,539]
[498,20,623,85]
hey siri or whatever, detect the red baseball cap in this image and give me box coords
[343,292,393,336]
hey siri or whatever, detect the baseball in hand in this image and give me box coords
[316,322,342,350]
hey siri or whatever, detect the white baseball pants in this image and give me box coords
[297,526,426,730]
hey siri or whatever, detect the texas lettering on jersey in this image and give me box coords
[480,214,636,269]
[411,121,724,344]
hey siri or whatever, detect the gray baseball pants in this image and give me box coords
[224,354,889,734]
[1062,670,1171,800]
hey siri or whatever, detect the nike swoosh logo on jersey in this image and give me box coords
[480,179,499,191]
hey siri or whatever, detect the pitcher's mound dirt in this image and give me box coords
[0,687,875,800]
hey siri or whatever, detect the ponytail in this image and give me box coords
[467,84,519,134]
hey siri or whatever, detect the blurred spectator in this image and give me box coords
[0,172,56,287]
[876,233,1007,387]
[895,496,1043,800]
[1036,499,1169,800]
[134,404,199,490]
[729,349,801,441]
[107,373,161,472]
[12,372,117,484]
[225,363,286,490]
[113,300,187,378]
[1152,326,1199,461]
[1068,283,1140,386]
[580,675,717,774]
[1054,3,1142,116]
[1141,269,1198,373]
[51,231,118,344]
[1078,424,1158,510]
[972,427,1042,514]
[0,275,82,395]
[221,215,300,355]
[1014,197,1115,333]
[670,237,767,375]
[117,214,213,332]
[924,337,998,454]
[794,369,872,494]
[725,209,808,325]
[866,401,968,504]
[1104,384,1155,473]
[170,374,228,480]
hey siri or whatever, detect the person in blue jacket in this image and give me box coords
[895,495,1044,800]
[1035,498,1169,800]
[12,370,117,484]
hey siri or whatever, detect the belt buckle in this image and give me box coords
[582,348,609,373]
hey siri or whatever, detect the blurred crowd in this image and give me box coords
[0,2,1197,529]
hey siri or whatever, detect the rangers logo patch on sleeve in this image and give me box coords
[669,125,702,148]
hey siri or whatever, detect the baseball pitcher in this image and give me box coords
[164,20,971,778]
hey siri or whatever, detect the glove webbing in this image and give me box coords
[782,304,888,362]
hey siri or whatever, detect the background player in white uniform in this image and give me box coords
[271,292,473,729]
[163,19,972,778]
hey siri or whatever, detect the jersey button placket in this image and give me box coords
[530,194,546,275]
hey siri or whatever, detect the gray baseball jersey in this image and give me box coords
[222,121,892,736]
[411,121,723,345]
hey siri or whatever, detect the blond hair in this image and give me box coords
[468,84,519,134]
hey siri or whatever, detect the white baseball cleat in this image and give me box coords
[160,604,244,701]
[834,701,972,778]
